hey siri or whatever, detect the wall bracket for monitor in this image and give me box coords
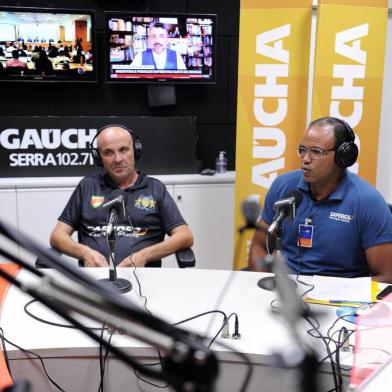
[147,85,176,107]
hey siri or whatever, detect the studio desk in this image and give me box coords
[0,267,355,392]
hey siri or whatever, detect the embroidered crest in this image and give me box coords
[134,195,156,211]
[91,195,104,208]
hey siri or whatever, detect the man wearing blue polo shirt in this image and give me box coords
[249,117,392,282]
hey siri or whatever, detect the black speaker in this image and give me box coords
[90,124,142,167]
[334,119,358,168]
[147,85,176,107]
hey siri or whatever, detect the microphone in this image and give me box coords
[257,189,302,292]
[103,191,127,236]
[99,190,132,294]
[268,189,303,234]
[240,196,262,232]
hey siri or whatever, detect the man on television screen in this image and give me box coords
[130,22,187,70]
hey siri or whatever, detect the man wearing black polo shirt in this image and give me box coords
[50,124,193,267]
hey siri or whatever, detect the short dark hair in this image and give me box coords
[148,22,166,31]
[308,117,351,148]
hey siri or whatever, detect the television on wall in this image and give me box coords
[0,7,96,82]
[105,12,216,84]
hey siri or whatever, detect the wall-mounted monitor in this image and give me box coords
[105,12,216,84]
[0,7,96,82]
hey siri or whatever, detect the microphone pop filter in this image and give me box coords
[241,197,261,227]
[286,189,303,208]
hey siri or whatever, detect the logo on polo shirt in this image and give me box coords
[329,211,354,223]
[91,195,104,208]
[135,195,156,211]
[86,225,147,237]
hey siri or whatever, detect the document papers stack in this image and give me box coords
[304,276,373,307]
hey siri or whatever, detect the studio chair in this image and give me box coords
[35,247,195,269]
[175,247,195,268]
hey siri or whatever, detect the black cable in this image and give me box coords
[0,266,172,383]
[98,330,114,392]
[22,298,231,389]
[134,369,169,389]
[0,327,12,376]
[127,257,240,391]
[334,327,349,391]
[126,208,172,389]
[105,234,118,269]
[23,299,103,330]
[326,316,355,349]
[0,220,224,390]
[98,325,105,392]
[127,259,169,389]
[295,223,342,392]
[208,312,237,348]
[99,210,169,391]
[304,315,339,392]
[172,310,228,327]
[1,332,66,392]
[131,310,230,369]
[135,312,250,392]
[212,337,253,392]
[296,274,315,299]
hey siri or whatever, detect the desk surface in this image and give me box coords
[0,267,354,391]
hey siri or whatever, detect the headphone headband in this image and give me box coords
[333,118,358,168]
[89,124,142,167]
[335,118,355,143]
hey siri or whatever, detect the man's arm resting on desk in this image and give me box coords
[118,224,193,268]
[366,243,392,283]
[50,221,108,267]
[248,219,271,271]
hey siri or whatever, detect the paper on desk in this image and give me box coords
[306,275,372,303]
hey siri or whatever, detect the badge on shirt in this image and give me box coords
[91,195,104,208]
[298,223,314,248]
[134,195,156,211]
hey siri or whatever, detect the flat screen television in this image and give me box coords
[0,7,96,82]
[105,12,216,84]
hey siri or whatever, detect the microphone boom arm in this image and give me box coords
[0,218,218,392]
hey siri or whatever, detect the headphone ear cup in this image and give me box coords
[134,138,142,162]
[335,142,358,168]
[91,148,103,167]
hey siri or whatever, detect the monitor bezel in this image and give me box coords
[104,11,217,85]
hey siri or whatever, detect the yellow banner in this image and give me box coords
[311,0,388,183]
[234,0,312,269]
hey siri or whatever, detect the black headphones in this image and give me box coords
[334,118,358,168]
[89,124,142,167]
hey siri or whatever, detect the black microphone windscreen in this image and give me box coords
[102,189,127,219]
[110,189,124,199]
[285,189,303,208]
[241,197,261,226]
